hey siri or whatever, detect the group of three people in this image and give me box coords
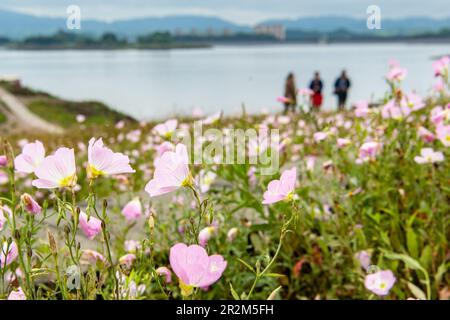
[283,70,351,113]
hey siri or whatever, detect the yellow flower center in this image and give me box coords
[87,164,105,179]
[285,192,294,202]
[181,173,193,187]
[179,279,194,297]
[59,174,77,188]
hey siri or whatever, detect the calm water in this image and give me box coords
[0,43,449,119]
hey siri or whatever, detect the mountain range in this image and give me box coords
[1,9,450,39]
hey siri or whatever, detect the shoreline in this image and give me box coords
[3,39,450,51]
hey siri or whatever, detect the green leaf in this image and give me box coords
[237,258,255,273]
[265,273,285,278]
[435,263,448,286]
[419,245,432,270]
[229,283,240,300]
[406,281,426,300]
[406,228,419,258]
[382,251,423,271]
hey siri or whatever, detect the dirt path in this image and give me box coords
[0,86,64,134]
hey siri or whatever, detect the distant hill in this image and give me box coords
[260,16,450,35]
[1,9,450,39]
[0,9,249,39]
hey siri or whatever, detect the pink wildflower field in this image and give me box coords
[0,58,449,301]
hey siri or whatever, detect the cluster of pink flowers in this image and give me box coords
[356,141,382,164]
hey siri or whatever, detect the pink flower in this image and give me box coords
[386,66,407,82]
[20,193,42,215]
[145,144,191,197]
[122,198,142,222]
[0,171,8,185]
[81,249,107,265]
[78,211,102,240]
[418,126,435,143]
[0,155,7,167]
[8,287,26,300]
[354,100,370,118]
[356,251,371,271]
[198,226,217,247]
[365,270,396,296]
[434,78,445,93]
[356,141,382,163]
[32,148,77,189]
[382,100,404,120]
[436,125,450,147]
[337,138,351,148]
[87,138,135,179]
[262,167,296,204]
[153,119,178,138]
[400,92,425,112]
[156,266,172,283]
[1,241,18,266]
[169,243,227,296]
[414,148,444,164]
[119,253,136,269]
[432,56,450,77]
[115,120,125,129]
[430,105,449,126]
[14,140,45,174]
[76,114,86,123]
[155,141,175,157]
[313,131,328,142]
[124,240,142,253]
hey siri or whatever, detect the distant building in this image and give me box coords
[190,27,198,36]
[174,28,183,36]
[222,28,232,36]
[253,24,286,41]
[206,27,215,36]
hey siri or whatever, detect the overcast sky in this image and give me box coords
[0,0,446,24]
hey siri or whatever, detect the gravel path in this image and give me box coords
[0,86,64,134]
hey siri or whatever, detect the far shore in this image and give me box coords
[2,38,450,51]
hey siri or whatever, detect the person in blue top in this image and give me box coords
[334,70,351,110]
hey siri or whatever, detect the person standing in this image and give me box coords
[283,72,297,114]
[309,71,324,111]
[334,70,351,110]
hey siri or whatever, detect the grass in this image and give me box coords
[0,110,6,124]
[27,98,134,127]
[0,81,134,128]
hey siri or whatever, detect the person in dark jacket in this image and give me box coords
[309,71,324,111]
[334,70,351,110]
[283,72,297,114]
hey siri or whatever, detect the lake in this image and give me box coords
[0,43,449,120]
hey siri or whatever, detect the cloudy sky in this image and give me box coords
[0,0,446,24]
